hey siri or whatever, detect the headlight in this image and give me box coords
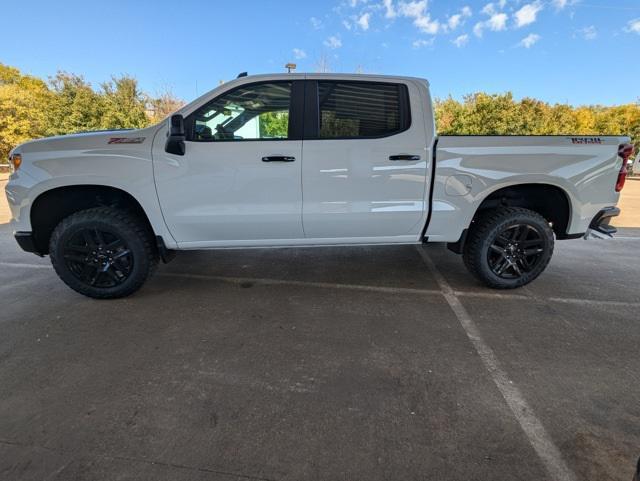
[9,153,21,173]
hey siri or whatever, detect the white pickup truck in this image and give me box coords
[5,73,634,299]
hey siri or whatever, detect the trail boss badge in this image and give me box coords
[571,137,602,144]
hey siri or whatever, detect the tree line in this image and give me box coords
[0,63,183,160]
[1,62,638,162]
[435,93,640,151]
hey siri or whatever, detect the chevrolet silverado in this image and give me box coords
[5,73,634,298]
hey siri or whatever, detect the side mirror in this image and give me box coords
[165,114,186,155]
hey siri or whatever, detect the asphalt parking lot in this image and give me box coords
[1,174,640,481]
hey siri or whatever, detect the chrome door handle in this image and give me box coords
[262,156,296,162]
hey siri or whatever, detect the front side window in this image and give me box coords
[317,81,409,139]
[189,82,292,141]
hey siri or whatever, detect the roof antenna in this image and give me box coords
[237,72,248,78]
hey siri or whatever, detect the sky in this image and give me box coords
[2,0,639,106]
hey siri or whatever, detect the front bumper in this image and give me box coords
[14,231,43,256]
[585,207,620,239]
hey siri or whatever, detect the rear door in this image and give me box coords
[301,78,430,239]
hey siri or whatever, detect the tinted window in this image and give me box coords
[190,82,291,141]
[317,81,408,139]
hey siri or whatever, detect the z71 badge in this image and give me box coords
[107,137,146,144]
[571,137,602,144]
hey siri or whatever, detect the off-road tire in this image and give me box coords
[49,207,158,299]
[462,207,554,289]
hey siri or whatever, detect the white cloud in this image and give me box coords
[398,0,427,19]
[487,13,508,31]
[447,7,471,31]
[414,15,440,34]
[357,12,371,30]
[627,18,640,34]
[473,9,507,37]
[342,19,352,30]
[292,48,307,59]
[515,2,543,28]
[519,33,541,48]
[412,38,434,48]
[393,0,441,35]
[310,17,322,29]
[383,0,397,18]
[324,35,342,49]
[482,2,496,15]
[448,14,462,30]
[475,2,509,35]
[453,34,469,47]
[578,25,597,40]
[473,22,484,38]
[552,0,578,10]
[482,1,507,16]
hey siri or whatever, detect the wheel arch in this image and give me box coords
[473,183,572,238]
[30,185,156,255]
[447,182,573,254]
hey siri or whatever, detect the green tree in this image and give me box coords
[259,111,289,138]
[99,75,149,130]
[0,63,53,159]
[48,72,103,135]
[148,88,184,124]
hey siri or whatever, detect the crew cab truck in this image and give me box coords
[5,73,633,299]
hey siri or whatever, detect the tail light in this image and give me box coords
[616,143,634,192]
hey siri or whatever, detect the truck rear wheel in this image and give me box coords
[49,207,158,299]
[462,207,554,289]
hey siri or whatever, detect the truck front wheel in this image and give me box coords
[462,207,554,289]
[49,207,158,299]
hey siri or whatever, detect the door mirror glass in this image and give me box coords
[165,114,186,155]
[169,114,185,136]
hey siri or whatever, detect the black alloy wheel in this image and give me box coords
[49,207,158,299]
[487,223,545,279]
[63,227,134,288]
[462,207,555,289]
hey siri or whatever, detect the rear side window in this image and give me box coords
[317,81,410,139]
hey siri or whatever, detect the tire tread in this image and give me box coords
[49,207,158,299]
[462,207,554,289]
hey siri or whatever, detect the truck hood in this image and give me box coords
[11,126,160,156]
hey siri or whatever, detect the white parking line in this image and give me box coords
[157,271,443,296]
[546,297,640,308]
[0,262,50,270]
[454,290,530,301]
[3,261,640,308]
[0,277,44,293]
[417,246,578,481]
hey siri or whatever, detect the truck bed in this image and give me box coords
[426,135,628,242]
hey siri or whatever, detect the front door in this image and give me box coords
[153,80,304,246]
[301,79,429,239]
